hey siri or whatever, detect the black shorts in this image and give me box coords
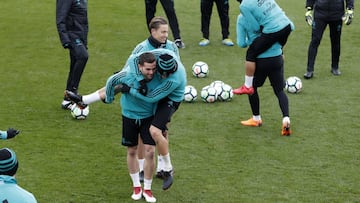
[253,55,285,93]
[122,115,155,146]
[151,98,180,131]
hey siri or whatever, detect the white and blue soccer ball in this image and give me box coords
[200,85,217,103]
[210,80,225,89]
[285,76,302,93]
[217,83,234,101]
[210,81,233,101]
[183,85,197,102]
[71,104,89,120]
[192,61,209,78]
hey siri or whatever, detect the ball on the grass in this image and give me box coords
[192,61,209,78]
[200,85,217,103]
[285,76,302,93]
[183,85,197,102]
[217,83,234,101]
[71,104,89,120]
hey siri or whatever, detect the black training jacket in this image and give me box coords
[56,0,88,46]
[306,0,354,21]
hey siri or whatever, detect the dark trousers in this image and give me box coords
[145,0,181,40]
[249,56,289,117]
[307,18,342,72]
[200,0,230,40]
[66,40,88,93]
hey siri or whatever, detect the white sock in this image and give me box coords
[156,155,163,172]
[245,76,253,88]
[162,153,173,171]
[283,116,290,124]
[253,115,261,121]
[143,179,153,190]
[82,90,101,105]
[130,172,141,187]
[138,159,145,172]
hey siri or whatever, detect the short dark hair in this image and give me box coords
[138,52,156,66]
[148,16,168,32]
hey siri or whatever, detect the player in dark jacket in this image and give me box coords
[304,0,354,79]
[56,0,89,109]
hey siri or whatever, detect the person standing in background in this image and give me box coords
[199,0,234,46]
[303,0,354,79]
[145,0,185,49]
[56,0,89,109]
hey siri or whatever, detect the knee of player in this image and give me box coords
[127,146,138,156]
[150,125,163,138]
[144,147,156,159]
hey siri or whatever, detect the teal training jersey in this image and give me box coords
[236,14,282,58]
[105,69,160,119]
[240,0,295,34]
[0,175,37,203]
[131,39,180,59]
[120,38,180,71]
[128,49,187,103]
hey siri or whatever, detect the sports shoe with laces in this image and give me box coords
[199,38,210,46]
[174,39,185,49]
[155,170,164,179]
[241,118,262,127]
[331,68,341,76]
[61,99,73,110]
[65,90,82,104]
[281,122,291,136]
[233,85,254,95]
[222,38,234,46]
[162,170,174,190]
[131,187,142,201]
[143,190,156,203]
[139,170,144,183]
[65,90,88,108]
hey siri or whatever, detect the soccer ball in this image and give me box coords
[200,85,217,103]
[285,76,302,93]
[192,61,209,78]
[217,84,234,101]
[71,104,89,120]
[183,85,197,102]
[210,80,225,89]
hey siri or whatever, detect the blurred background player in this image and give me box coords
[233,0,294,95]
[303,0,354,79]
[0,128,20,140]
[236,13,291,136]
[0,148,37,202]
[199,0,234,46]
[56,0,89,109]
[145,0,185,49]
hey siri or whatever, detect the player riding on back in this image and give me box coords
[121,49,186,103]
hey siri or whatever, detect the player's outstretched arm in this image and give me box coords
[0,128,20,140]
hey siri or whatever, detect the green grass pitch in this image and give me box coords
[1,0,360,202]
